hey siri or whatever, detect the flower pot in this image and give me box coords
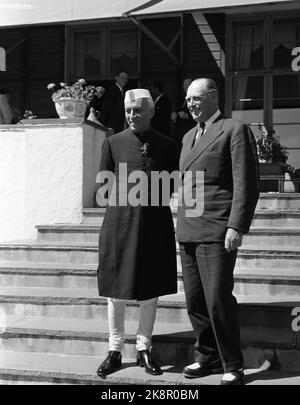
[259,162,284,192]
[53,98,88,119]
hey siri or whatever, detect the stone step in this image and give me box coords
[0,288,190,323]
[243,228,300,248]
[0,315,193,363]
[255,193,300,210]
[0,286,298,330]
[142,193,300,211]
[0,242,300,269]
[1,350,300,385]
[0,315,298,371]
[251,210,300,228]
[0,262,299,299]
[36,224,300,248]
[82,206,300,227]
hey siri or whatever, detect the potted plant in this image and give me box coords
[256,124,295,191]
[47,79,105,119]
[256,125,289,164]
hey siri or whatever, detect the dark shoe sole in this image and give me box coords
[184,366,223,379]
[97,364,122,378]
[137,359,163,376]
[220,374,244,385]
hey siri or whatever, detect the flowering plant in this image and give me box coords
[23,109,37,119]
[256,125,288,163]
[47,79,105,103]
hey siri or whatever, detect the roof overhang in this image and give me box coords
[0,0,146,27]
[0,0,299,28]
[125,0,300,16]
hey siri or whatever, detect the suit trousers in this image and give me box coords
[179,242,243,372]
[107,297,158,352]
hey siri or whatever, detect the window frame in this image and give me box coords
[226,12,300,132]
[67,22,140,82]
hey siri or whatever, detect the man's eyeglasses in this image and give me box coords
[185,89,217,104]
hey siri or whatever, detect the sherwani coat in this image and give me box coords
[97,127,178,301]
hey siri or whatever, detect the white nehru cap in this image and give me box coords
[124,88,153,103]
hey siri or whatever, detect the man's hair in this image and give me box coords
[205,78,218,93]
[115,70,128,77]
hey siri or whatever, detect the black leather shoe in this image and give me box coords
[220,369,244,385]
[97,351,122,377]
[183,358,223,379]
[136,350,163,375]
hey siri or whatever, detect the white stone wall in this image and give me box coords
[0,126,27,242]
[0,120,106,242]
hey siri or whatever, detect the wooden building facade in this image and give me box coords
[0,0,299,169]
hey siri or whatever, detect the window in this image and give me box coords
[232,21,264,69]
[273,18,300,68]
[228,14,300,118]
[109,29,138,76]
[232,76,264,110]
[69,25,139,80]
[73,31,104,78]
[273,74,300,108]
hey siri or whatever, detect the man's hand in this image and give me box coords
[225,228,243,252]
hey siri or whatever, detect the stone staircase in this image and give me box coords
[0,193,300,385]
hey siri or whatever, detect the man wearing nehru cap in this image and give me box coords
[96,88,178,378]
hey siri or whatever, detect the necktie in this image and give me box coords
[193,122,206,146]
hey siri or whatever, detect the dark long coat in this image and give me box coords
[97,128,178,301]
[151,94,172,137]
[99,84,125,133]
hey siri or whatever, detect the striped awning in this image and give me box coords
[0,0,146,27]
[0,0,298,27]
[125,0,299,16]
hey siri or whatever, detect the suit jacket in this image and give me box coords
[176,115,260,242]
[151,94,172,137]
[99,83,125,133]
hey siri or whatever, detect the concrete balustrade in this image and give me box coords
[0,118,107,242]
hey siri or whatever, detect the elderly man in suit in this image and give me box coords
[177,78,259,385]
[98,71,128,134]
[96,88,178,378]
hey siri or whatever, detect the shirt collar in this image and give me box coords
[154,93,164,104]
[115,82,123,94]
[203,109,221,129]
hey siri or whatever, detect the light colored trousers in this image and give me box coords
[107,297,158,352]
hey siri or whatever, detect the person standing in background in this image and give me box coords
[98,71,129,134]
[150,81,172,137]
[171,78,195,144]
[0,88,12,124]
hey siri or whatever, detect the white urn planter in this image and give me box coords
[54,98,88,119]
